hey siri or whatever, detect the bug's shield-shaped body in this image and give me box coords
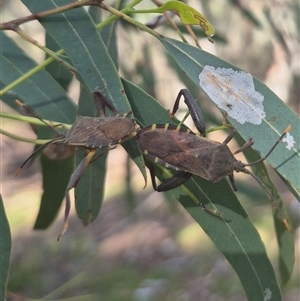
[64,116,136,148]
[137,124,237,183]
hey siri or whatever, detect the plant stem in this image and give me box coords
[99,2,161,39]
[0,0,145,96]
[0,49,62,96]
[1,0,172,97]
[206,125,231,134]
[0,128,52,145]
[0,112,71,129]
[96,0,142,30]
[15,28,75,71]
[0,0,93,30]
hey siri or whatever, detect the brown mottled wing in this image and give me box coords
[64,116,134,148]
[137,128,183,157]
[137,127,220,180]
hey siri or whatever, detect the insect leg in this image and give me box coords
[233,138,254,155]
[94,91,120,117]
[245,126,291,166]
[156,171,193,192]
[15,137,63,176]
[57,191,71,241]
[145,157,192,191]
[170,89,206,136]
[146,160,159,191]
[15,99,63,135]
[57,148,97,240]
[228,173,238,191]
[242,168,291,232]
[222,129,237,145]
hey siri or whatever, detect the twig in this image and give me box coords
[0,0,95,30]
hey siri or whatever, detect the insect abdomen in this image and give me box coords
[207,144,237,182]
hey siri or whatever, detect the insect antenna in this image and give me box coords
[242,167,291,232]
[90,147,116,163]
[57,191,71,241]
[15,100,67,175]
[57,148,98,241]
[240,126,292,231]
[15,136,63,176]
[244,125,291,167]
[16,99,62,135]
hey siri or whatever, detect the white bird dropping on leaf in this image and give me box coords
[199,66,266,125]
[282,132,295,150]
[263,288,272,301]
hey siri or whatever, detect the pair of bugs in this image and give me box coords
[17,90,290,238]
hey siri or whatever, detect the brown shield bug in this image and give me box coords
[16,91,138,239]
[136,89,291,230]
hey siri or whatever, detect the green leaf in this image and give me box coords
[159,37,300,200]
[0,194,11,300]
[1,31,77,231]
[45,33,74,91]
[75,148,107,224]
[234,133,295,284]
[22,0,128,112]
[98,9,119,68]
[88,6,102,24]
[276,215,296,286]
[0,31,76,123]
[34,153,74,229]
[22,0,146,221]
[36,32,74,230]
[123,79,283,301]
[73,86,106,222]
[1,3,294,299]
[158,36,297,287]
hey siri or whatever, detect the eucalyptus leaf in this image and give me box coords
[22,0,146,221]
[159,37,300,199]
[0,194,11,301]
[0,31,76,122]
[123,78,283,301]
[1,30,76,232]
[34,154,74,229]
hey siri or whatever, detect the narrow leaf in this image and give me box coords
[0,31,76,122]
[159,37,300,199]
[22,0,146,221]
[34,154,74,229]
[235,133,295,284]
[75,148,107,224]
[45,33,74,91]
[22,0,128,113]
[1,31,76,231]
[0,194,11,300]
[123,79,283,301]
